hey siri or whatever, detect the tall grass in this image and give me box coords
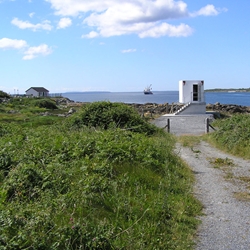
[206,114,250,159]
[0,101,202,249]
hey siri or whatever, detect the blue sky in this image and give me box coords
[0,0,249,94]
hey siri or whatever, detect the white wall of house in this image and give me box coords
[179,80,205,104]
[26,89,39,97]
[26,88,49,97]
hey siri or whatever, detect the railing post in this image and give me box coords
[167,118,170,133]
[205,118,209,134]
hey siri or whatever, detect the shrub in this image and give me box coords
[4,164,43,201]
[33,99,58,109]
[0,90,10,98]
[69,101,159,135]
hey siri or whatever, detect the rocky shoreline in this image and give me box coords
[57,98,250,116]
[1,97,249,117]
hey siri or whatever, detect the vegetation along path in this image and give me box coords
[175,140,250,249]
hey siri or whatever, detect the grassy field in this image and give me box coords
[0,96,202,249]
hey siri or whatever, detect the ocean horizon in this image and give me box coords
[61,91,250,107]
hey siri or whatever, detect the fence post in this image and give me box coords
[205,118,209,134]
[167,118,170,133]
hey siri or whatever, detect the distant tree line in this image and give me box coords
[205,88,250,92]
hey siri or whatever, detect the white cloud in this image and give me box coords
[46,0,226,38]
[190,4,227,17]
[45,0,112,16]
[121,49,136,53]
[11,17,53,31]
[139,23,193,38]
[0,38,52,60]
[0,38,27,49]
[29,12,35,18]
[82,31,99,39]
[57,17,72,29]
[23,44,53,60]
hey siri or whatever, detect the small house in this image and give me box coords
[25,87,49,97]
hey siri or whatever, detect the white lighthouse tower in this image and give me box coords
[179,80,205,103]
[175,80,206,115]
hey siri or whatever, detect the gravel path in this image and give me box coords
[175,141,250,250]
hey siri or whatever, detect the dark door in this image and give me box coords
[193,85,198,101]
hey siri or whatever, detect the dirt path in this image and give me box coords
[175,141,250,250]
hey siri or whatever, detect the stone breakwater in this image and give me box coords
[58,98,250,116]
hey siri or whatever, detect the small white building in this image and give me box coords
[175,80,206,115]
[25,87,49,97]
[179,80,205,104]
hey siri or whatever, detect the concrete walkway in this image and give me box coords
[151,114,214,136]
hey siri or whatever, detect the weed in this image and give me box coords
[237,176,250,183]
[224,172,234,180]
[209,157,234,168]
[233,192,250,201]
[178,135,201,148]
[191,147,201,154]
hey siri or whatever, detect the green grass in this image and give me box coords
[177,135,202,148]
[0,99,202,249]
[205,114,250,159]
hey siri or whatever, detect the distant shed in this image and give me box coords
[26,87,49,97]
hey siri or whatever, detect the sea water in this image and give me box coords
[62,91,250,106]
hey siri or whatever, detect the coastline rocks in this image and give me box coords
[128,103,183,116]
[55,97,75,106]
[132,102,250,116]
[206,103,250,114]
[55,98,250,116]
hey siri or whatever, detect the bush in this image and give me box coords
[4,164,43,201]
[0,91,10,98]
[69,101,159,135]
[33,99,58,109]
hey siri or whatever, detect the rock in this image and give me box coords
[8,110,19,114]
[68,108,76,114]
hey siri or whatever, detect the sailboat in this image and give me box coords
[144,84,153,94]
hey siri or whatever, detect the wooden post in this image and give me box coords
[205,118,209,134]
[167,118,170,133]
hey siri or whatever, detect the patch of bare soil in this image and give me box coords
[175,141,250,250]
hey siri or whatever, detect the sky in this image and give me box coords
[0,0,250,94]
